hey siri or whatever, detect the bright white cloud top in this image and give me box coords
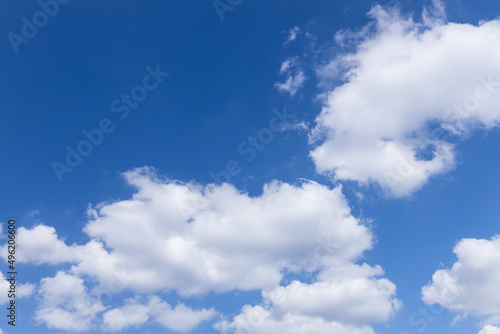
[216,263,399,334]
[310,2,500,197]
[3,167,399,332]
[479,325,500,334]
[422,236,500,333]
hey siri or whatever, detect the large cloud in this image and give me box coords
[309,1,500,197]
[73,167,372,296]
[5,167,398,332]
[422,235,500,332]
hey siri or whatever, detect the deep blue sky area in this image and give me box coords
[1,1,500,334]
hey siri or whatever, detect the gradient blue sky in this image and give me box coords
[1,1,500,334]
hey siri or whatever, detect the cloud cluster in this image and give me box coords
[9,2,500,333]
[422,236,500,333]
[8,167,398,332]
[31,269,216,332]
[310,2,500,196]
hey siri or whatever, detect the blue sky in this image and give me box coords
[2,0,500,333]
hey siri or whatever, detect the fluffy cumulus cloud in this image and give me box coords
[102,296,217,332]
[422,236,500,332]
[480,325,500,334]
[0,271,35,305]
[1,224,80,265]
[216,263,400,333]
[310,1,500,197]
[73,167,374,296]
[34,271,106,331]
[4,167,399,332]
[216,305,376,334]
[102,300,150,332]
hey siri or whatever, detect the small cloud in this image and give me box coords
[355,191,364,201]
[18,282,36,298]
[275,58,306,96]
[423,236,500,331]
[26,209,41,218]
[279,58,296,74]
[281,120,309,133]
[423,0,447,26]
[275,70,306,96]
[284,26,301,45]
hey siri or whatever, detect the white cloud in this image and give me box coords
[422,0,446,26]
[267,264,399,323]
[0,273,10,305]
[26,209,41,218]
[275,69,306,96]
[2,167,397,332]
[422,236,500,330]
[276,57,306,96]
[34,271,106,331]
[215,306,375,334]
[280,58,297,74]
[310,1,500,197]
[284,26,301,44]
[149,296,217,332]
[216,263,400,333]
[480,325,500,334]
[64,167,372,297]
[102,296,217,332]
[18,282,35,298]
[0,271,35,305]
[102,300,149,332]
[2,224,76,265]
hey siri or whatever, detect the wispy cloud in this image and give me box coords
[275,58,306,96]
[284,26,301,45]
